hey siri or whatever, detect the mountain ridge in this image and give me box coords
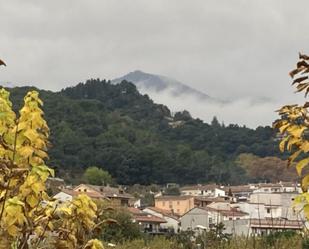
[112,70,213,101]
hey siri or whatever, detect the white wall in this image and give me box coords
[180,208,209,231]
[53,192,73,203]
[143,208,179,232]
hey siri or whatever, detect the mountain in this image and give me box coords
[0,81,15,88]
[112,70,212,100]
[6,79,278,185]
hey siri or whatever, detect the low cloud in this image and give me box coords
[138,86,291,128]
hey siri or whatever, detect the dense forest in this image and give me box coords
[6,79,281,185]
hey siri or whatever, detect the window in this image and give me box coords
[229,218,233,220]
[84,189,87,192]
[266,208,271,214]
[209,217,213,224]
[177,201,180,205]
[162,201,165,206]
[177,209,180,213]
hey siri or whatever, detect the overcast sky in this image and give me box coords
[0,1,308,127]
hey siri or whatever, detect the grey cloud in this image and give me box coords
[0,0,308,125]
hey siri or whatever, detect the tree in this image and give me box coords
[99,207,141,243]
[211,116,221,128]
[0,88,104,248]
[246,157,297,182]
[164,187,180,196]
[274,52,309,219]
[235,154,297,182]
[84,166,113,185]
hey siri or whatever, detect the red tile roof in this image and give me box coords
[144,206,180,219]
[133,215,166,223]
[197,206,248,217]
[155,195,194,201]
[74,184,133,199]
[127,207,166,224]
[61,189,105,199]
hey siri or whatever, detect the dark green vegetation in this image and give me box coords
[7,79,280,185]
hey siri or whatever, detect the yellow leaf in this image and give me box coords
[296,158,309,176]
[287,125,306,138]
[31,182,44,194]
[35,149,48,159]
[279,136,289,152]
[26,194,39,208]
[48,221,54,230]
[7,224,19,236]
[17,121,28,131]
[287,137,300,150]
[301,141,309,152]
[59,207,72,216]
[279,123,290,134]
[15,212,26,225]
[288,150,302,166]
[23,129,38,142]
[84,239,104,249]
[302,175,309,192]
[18,146,34,158]
[304,204,309,219]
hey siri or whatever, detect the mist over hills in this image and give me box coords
[4,79,278,185]
[112,70,279,127]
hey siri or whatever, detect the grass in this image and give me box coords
[104,234,304,249]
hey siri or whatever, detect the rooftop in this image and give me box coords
[155,195,194,201]
[127,207,167,224]
[144,206,180,219]
[250,218,303,229]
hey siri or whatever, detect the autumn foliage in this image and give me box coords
[274,53,309,218]
[0,89,104,248]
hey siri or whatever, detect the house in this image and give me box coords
[223,218,303,236]
[180,206,248,231]
[207,201,232,211]
[53,189,104,203]
[194,196,227,208]
[73,184,133,207]
[248,192,301,220]
[223,185,254,201]
[252,182,300,194]
[127,207,166,233]
[155,195,195,215]
[180,184,225,197]
[143,206,180,232]
[130,198,141,208]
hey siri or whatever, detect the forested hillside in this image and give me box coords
[7,79,280,185]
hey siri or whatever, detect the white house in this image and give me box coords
[180,184,225,197]
[180,206,248,231]
[249,192,301,220]
[53,190,74,203]
[143,207,180,232]
[252,182,300,194]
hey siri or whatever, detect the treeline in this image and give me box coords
[7,79,281,185]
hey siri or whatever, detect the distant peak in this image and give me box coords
[112,70,213,101]
[131,70,144,74]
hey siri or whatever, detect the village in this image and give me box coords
[49,178,305,237]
